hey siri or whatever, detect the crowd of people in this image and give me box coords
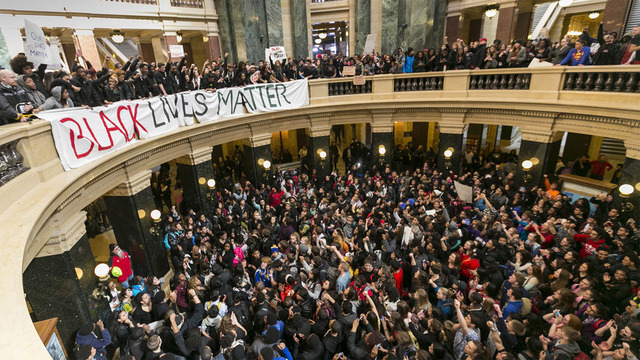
[1,22,640,125]
[71,139,640,360]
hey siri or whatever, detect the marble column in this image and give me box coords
[438,111,466,174]
[309,128,331,180]
[495,6,516,44]
[266,0,284,47]
[602,0,632,37]
[243,135,273,186]
[241,0,270,62]
[24,211,102,356]
[229,0,248,61]
[205,36,221,61]
[103,170,169,278]
[355,0,371,54]
[215,0,237,62]
[614,154,640,222]
[381,0,400,54]
[516,132,563,187]
[290,0,309,59]
[281,0,295,57]
[176,148,216,220]
[372,130,394,171]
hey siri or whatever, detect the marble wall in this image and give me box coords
[215,0,236,62]
[290,0,309,59]
[355,0,371,54]
[266,0,284,47]
[0,30,10,70]
[380,0,445,54]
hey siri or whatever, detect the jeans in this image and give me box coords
[120,273,134,289]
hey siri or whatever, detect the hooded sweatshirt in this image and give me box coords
[17,75,46,107]
[546,341,581,360]
[41,86,75,111]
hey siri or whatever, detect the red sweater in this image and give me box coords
[111,252,133,283]
[574,234,605,259]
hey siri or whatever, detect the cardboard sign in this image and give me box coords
[342,66,355,76]
[363,34,377,54]
[24,19,52,65]
[169,45,184,58]
[250,71,261,84]
[353,75,365,85]
[454,181,474,203]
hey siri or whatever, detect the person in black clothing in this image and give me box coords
[470,38,488,69]
[154,63,170,96]
[593,22,621,65]
[70,65,110,107]
[9,53,49,96]
[135,63,159,98]
[0,69,34,125]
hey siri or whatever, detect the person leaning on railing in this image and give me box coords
[0,69,35,125]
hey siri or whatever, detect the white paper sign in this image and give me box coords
[269,46,287,63]
[454,181,474,203]
[170,45,184,58]
[265,48,272,63]
[363,34,377,54]
[41,80,310,170]
[23,19,53,65]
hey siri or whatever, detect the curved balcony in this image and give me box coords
[2,66,640,357]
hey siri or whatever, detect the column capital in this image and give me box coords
[248,133,273,148]
[520,130,563,144]
[105,170,152,197]
[35,211,87,258]
[624,140,640,160]
[309,127,331,138]
[176,147,212,166]
[439,109,467,134]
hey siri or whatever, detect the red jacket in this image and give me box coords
[111,252,133,283]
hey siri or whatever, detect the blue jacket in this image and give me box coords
[76,328,111,359]
[502,300,523,320]
[275,346,293,360]
[403,55,415,73]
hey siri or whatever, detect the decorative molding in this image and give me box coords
[35,211,87,258]
[175,147,212,165]
[249,133,273,148]
[105,170,152,197]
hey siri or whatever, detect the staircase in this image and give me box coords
[600,137,626,156]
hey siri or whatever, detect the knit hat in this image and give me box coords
[270,245,279,254]
[79,322,94,336]
[109,244,117,252]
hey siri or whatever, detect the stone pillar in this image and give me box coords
[24,211,103,356]
[617,142,640,222]
[438,111,466,174]
[309,127,331,180]
[280,0,295,57]
[495,6,517,44]
[151,37,167,64]
[103,170,170,278]
[513,10,533,42]
[446,14,461,41]
[75,29,102,71]
[371,129,394,170]
[243,134,273,186]
[602,0,633,37]
[517,131,563,187]
[290,0,309,59]
[176,148,216,219]
[205,36,221,61]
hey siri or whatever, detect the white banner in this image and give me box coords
[363,34,377,54]
[41,79,309,170]
[454,181,474,203]
[169,45,184,58]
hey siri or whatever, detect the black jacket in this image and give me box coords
[71,74,108,107]
[0,84,31,124]
[471,44,487,69]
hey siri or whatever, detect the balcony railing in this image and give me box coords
[328,79,372,95]
[394,74,444,92]
[105,0,157,4]
[469,72,531,90]
[170,0,203,8]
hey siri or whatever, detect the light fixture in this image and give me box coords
[110,30,125,44]
[567,31,582,36]
[378,145,386,155]
[207,179,216,189]
[206,179,217,201]
[203,34,209,42]
[522,160,534,183]
[318,32,327,39]
[150,209,162,235]
[319,150,327,160]
[558,0,574,8]
[150,209,162,221]
[619,184,635,212]
[263,160,271,170]
[588,11,600,20]
[176,32,183,43]
[75,267,84,280]
[94,263,110,280]
[484,5,499,19]
[315,38,322,44]
[444,148,453,170]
